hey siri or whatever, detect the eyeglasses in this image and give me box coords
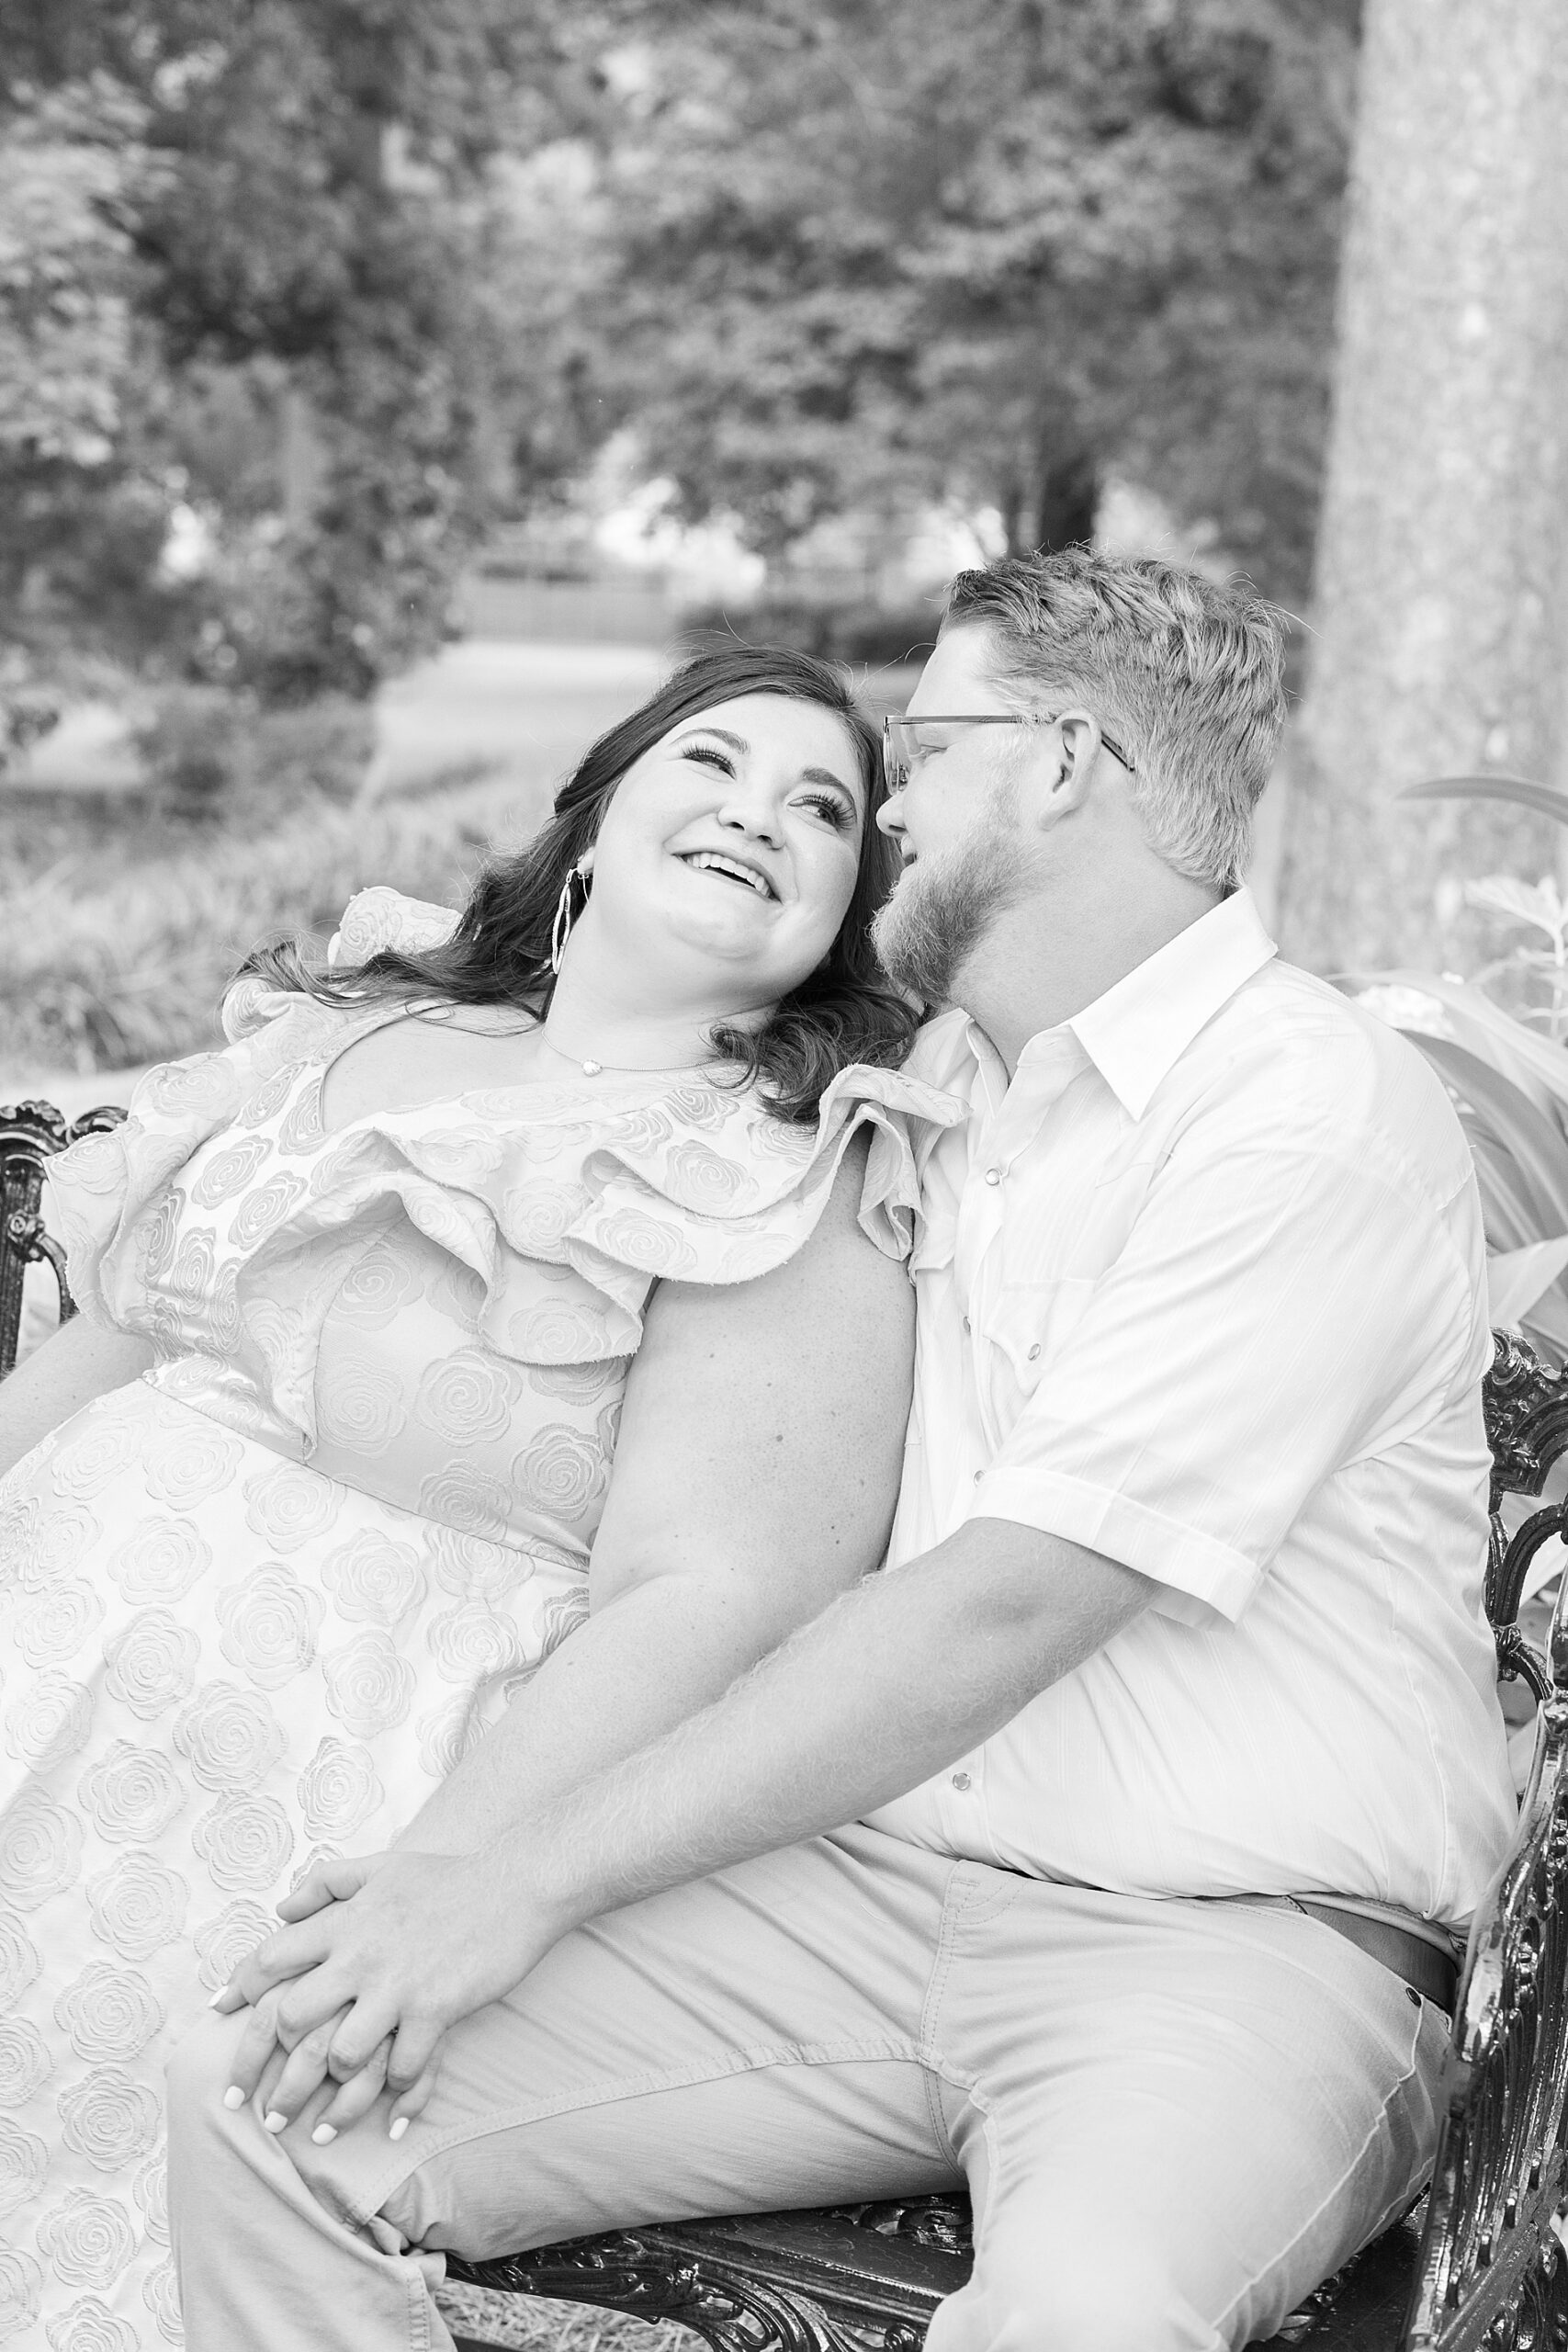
[882,712,1137,794]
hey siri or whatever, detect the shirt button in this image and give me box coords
[973,1469,984,1483]
[962,1315,972,1333]
[1027,1342,1041,1361]
[951,1771,972,1792]
[984,1168,1001,1185]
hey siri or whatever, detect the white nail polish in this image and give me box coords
[311,2123,338,2145]
[388,2115,409,2142]
[208,1989,229,2009]
[222,2086,246,2110]
[263,2110,288,2134]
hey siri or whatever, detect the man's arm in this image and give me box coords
[0,1311,154,1476]
[516,1514,1147,1911]
[222,1514,1147,2128]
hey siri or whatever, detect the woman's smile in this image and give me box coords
[675,847,781,901]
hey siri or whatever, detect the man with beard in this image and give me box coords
[167,548,1516,2352]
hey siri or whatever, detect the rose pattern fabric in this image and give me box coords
[188,1795,293,1894]
[0,1916,40,2010]
[214,1564,323,1691]
[104,1528,210,1610]
[50,2293,142,2350]
[84,1859,187,1964]
[15,1588,104,1671]
[3,1681,95,1775]
[52,1972,162,2067]
[169,1686,285,1793]
[76,1749,185,1847]
[99,1620,198,1726]
[0,2123,48,2219]
[296,1737,383,1841]
[318,1534,425,1632]
[0,887,962,2346]
[55,2074,160,2175]
[0,2019,53,2109]
[35,2191,136,2290]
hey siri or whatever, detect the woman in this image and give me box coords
[0,648,960,2349]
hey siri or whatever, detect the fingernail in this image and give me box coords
[388,2115,409,2142]
[311,2123,338,2145]
[263,2110,288,2134]
[209,1989,229,2009]
[222,2086,246,2110]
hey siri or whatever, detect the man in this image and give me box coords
[167,549,1517,2351]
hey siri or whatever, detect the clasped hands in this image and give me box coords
[212,1843,559,2143]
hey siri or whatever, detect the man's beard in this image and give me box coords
[873,826,1028,1008]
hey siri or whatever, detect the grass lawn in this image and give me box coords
[447,2301,700,2352]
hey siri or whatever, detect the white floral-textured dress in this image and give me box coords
[0,890,957,2350]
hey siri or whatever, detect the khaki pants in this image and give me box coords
[167,1826,1448,2352]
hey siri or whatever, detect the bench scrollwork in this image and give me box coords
[0,1101,126,1380]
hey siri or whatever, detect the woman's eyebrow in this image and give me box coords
[677,725,748,752]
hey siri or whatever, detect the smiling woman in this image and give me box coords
[251,645,919,1125]
[0,646,960,2352]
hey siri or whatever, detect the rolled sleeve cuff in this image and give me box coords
[968,1468,1262,1626]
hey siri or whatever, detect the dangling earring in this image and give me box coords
[550,863,588,974]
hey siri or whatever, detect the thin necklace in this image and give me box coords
[538,1031,715,1080]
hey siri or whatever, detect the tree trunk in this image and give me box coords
[1032,438,1099,556]
[1274,0,1568,978]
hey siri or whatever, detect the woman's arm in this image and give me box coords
[215,1134,917,2126]
[400,1132,915,1853]
[0,1312,154,1477]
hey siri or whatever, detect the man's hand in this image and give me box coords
[212,1847,570,2138]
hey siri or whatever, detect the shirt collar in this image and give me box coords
[1041,888,1278,1119]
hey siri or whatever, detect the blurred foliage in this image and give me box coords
[0,0,1360,763]
[0,0,614,743]
[1355,775,1568,1363]
[680,593,942,667]
[0,770,517,1070]
[584,0,1359,598]
[125,684,373,820]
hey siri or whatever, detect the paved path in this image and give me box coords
[13,642,919,799]
[12,641,672,799]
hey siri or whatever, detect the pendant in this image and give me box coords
[581,1059,603,1076]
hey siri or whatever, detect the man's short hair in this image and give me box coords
[942,548,1288,892]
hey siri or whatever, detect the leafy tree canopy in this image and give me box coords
[0,0,603,729]
[585,0,1359,599]
[0,0,1359,762]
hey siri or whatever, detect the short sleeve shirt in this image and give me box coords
[865,890,1517,1928]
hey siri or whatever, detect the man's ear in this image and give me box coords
[1036,710,1101,821]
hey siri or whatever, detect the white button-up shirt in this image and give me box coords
[867,890,1517,1928]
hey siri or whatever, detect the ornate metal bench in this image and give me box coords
[0,1101,127,1379]
[6,1101,1568,2352]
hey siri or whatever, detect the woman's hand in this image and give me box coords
[212,1845,570,2137]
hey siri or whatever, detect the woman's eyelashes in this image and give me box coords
[797,790,855,831]
[679,744,856,831]
[682,741,734,775]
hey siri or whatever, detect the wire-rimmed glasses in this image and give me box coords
[882,712,1137,794]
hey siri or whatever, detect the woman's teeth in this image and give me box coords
[682,852,773,899]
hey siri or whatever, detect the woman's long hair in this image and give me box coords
[239,646,919,1124]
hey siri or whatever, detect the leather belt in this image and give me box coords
[1229,1896,1458,2014]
